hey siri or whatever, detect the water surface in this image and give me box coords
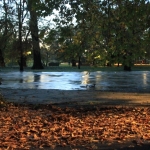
[0,71,150,92]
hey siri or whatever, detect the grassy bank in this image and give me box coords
[0,64,150,72]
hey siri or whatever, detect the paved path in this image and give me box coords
[0,89,150,105]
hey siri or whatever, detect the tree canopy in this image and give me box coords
[0,0,150,70]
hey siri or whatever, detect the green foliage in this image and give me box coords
[51,0,147,67]
[1,0,150,70]
[27,0,61,17]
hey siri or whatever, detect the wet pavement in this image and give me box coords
[0,71,150,92]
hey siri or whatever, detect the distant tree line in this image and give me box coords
[0,0,150,71]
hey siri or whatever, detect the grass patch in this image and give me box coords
[0,64,150,72]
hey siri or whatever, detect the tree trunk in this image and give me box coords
[0,0,9,67]
[124,65,131,71]
[71,59,76,67]
[28,1,44,69]
[0,49,5,67]
[18,0,23,72]
[78,56,81,69]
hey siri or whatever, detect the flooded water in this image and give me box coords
[0,71,150,92]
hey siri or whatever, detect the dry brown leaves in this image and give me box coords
[0,103,150,149]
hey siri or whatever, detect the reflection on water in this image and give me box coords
[0,71,150,92]
[142,73,147,86]
[81,71,90,85]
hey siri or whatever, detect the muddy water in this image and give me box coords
[0,71,150,92]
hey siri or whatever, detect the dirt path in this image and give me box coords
[0,89,150,105]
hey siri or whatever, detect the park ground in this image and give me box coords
[0,65,150,149]
[0,89,150,150]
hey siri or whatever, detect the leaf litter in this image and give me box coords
[0,100,150,149]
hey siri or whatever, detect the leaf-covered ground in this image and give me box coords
[0,99,150,150]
